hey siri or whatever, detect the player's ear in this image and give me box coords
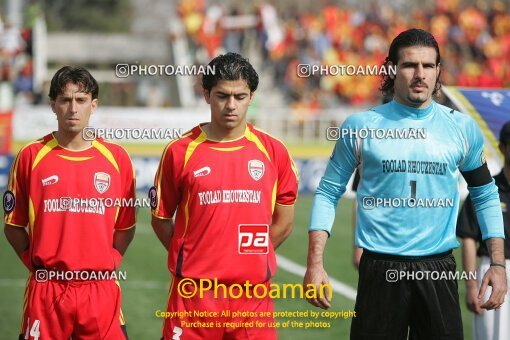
[203,89,211,104]
[249,91,255,104]
[90,98,98,114]
[50,100,57,114]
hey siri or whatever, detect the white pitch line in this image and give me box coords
[276,255,357,301]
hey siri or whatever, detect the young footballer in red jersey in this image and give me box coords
[3,66,136,339]
[151,53,298,340]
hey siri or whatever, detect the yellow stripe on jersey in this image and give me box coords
[6,154,22,225]
[254,126,299,181]
[6,141,41,225]
[114,280,126,325]
[183,191,191,237]
[7,151,20,191]
[8,141,39,190]
[19,273,32,334]
[32,137,59,171]
[164,273,175,333]
[245,126,271,161]
[115,206,120,224]
[92,140,120,173]
[57,155,93,161]
[119,309,125,325]
[156,139,179,215]
[271,181,277,214]
[184,130,207,169]
[290,158,299,181]
[28,198,35,238]
[209,146,245,152]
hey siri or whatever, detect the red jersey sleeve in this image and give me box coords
[152,142,181,219]
[275,141,298,206]
[4,146,31,227]
[114,148,136,230]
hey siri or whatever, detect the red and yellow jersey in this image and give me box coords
[4,133,136,271]
[152,123,298,284]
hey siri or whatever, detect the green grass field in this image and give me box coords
[0,195,474,339]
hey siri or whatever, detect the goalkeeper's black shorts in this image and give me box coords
[350,249,463,340]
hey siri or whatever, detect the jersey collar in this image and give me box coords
[391,100,435,120]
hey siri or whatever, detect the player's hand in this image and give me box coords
[303,265,331,309]
[466,282,484,315]
[479,266,507,310]
[353,247,363,270]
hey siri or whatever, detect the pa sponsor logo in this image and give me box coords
[248,160,265,181]
[94,172,110,194]
[238,224,269,254]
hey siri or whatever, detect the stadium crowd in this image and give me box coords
[178,0,510,109]
[0,11,34,104]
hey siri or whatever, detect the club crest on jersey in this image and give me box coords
[148,186,158,209]
[94,172,111,194]
[248,160,265,181]
[3,190,15,213]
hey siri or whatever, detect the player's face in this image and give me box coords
[51,82,97,134]
[204,79,254,133]
[392,46,440,109]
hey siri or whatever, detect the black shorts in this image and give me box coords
[350,250,463,340]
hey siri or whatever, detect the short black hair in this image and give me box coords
[380,28,442,97]
[202,53,259,92]
[49,66,99,100]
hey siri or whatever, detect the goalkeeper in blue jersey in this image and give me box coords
[304,28,507,339]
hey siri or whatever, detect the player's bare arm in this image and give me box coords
[269,204,294,249]
[151,216,174,250]
[4,224,29,258]
[461,237,484,314]
[479,237,507,310]
[113,227,136,255]
[304,230,331,309]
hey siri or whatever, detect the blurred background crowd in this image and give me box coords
[179,0,510,110]
[0,0,509,110]
[0,6,35,102]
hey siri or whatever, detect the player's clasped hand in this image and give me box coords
[478,265,507,310]
[303,266,332,309]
